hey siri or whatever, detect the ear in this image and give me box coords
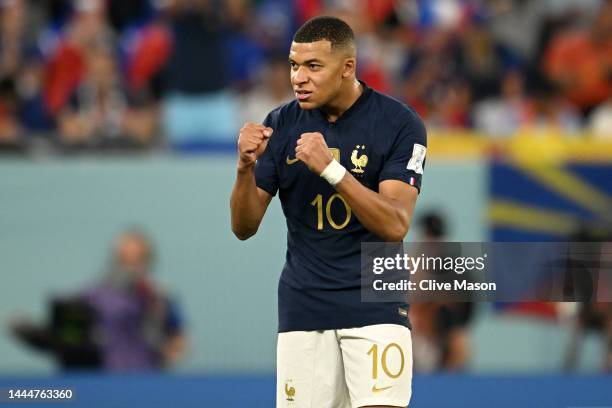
[342,57,356,78]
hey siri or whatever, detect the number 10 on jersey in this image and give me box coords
[310,193,352,230]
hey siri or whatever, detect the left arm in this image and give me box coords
[295,132,420,242]
[335,174,417,242]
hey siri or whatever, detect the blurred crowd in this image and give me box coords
[0,0,611,154]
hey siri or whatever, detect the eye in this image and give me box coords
[309,64,321,70]
[289,61,297,70]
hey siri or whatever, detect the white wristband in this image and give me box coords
[320,159,346,186]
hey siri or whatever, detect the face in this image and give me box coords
[289,40,354,109]
[115,233,150,275]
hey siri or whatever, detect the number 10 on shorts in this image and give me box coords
[367,343,405,379]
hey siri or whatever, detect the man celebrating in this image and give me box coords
[230,16,426,408]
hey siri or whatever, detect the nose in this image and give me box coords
[291,65,308,85]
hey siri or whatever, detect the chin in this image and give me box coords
[296,100,319,109]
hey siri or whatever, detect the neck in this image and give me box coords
[321,79,363,122]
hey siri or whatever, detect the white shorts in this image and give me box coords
[276,324,413,408]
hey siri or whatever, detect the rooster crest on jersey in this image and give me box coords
[350,145,368,173]
[285,381,296,401]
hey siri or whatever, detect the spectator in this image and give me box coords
[57,45,158,149]
[401,28,459,119]
[427,79,472,129]
[456,20,520,103]
[0,0,28,151]
[0,77,24,151]
[410,212,475,372]
[43,0,114,116]
[0,0,27,79]
[543,0,612,116]
[17,52,54,134]
[563,228,612,372]
[473,69,530,137]
[164,0,229,94]
[121,9,172,99]
[161,0,241,147]
[519,79,582,134]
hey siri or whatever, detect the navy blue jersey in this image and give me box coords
[255,82,427,332]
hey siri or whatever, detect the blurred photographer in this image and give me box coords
[9,229,187,371]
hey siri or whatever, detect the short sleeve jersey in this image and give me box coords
[255,82,427,332]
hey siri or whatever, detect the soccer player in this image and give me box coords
[230,16,426,408]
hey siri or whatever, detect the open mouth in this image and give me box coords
[295,90,312,101]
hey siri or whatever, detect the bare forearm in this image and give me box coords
[230,166,266,240]
[231,122,274,239]
[335,174,411,242]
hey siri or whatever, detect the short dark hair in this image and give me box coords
[293,16,355,51]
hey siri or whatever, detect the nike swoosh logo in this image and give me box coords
[371,384,393,393]
[286,156,299,165]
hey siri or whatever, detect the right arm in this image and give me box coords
[230,123,274,240]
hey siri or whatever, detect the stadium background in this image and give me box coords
[0,0,611,406]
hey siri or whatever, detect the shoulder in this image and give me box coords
[368,89,426,142]
[369,88,424,130]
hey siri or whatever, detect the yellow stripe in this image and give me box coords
[489,201,579,235]
[514,163,612,222]
[426,132,612,162]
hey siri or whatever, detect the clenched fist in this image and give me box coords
[237,122,273,170]
[295,132,333,175]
